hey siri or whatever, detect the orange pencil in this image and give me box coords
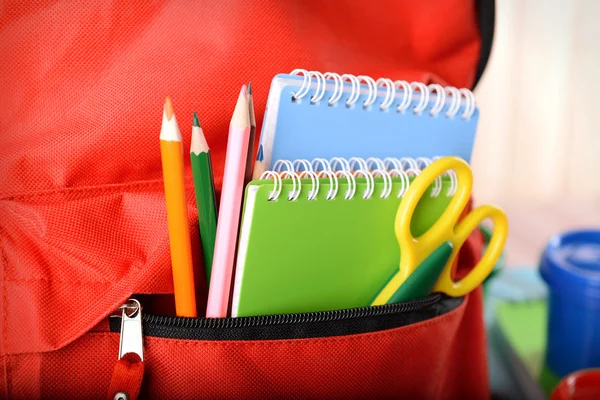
[160,97,197,317]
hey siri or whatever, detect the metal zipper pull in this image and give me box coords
[118,298,144,361]
[107,299,145,400]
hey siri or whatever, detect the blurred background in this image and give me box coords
[472,0,600,266]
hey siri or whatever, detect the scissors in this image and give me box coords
[371,156,508,306]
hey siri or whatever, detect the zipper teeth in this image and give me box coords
[143,293,442,329]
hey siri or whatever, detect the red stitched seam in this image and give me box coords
[4,278,114,284]
[0,224,11,395]
[0,179,165,201]
[1,355,9,399]
[0,175,196,202]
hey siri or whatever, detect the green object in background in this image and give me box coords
[385,243,453,304]
[495,299,560,395]
[539,365,561,395]
[496,301,547,378]
[486,267,558,398]
[231,177,454,317]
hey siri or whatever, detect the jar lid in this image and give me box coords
[540,230,600,299]
[551,369,600,400]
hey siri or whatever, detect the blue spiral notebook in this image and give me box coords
[257,69,480,169]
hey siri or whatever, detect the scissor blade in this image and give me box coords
[386,242,453,304]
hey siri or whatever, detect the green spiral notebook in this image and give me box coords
[231,174,454,317]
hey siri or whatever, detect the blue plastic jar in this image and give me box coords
[540,230,600,378]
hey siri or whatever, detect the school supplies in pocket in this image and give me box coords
[2,1,497,398]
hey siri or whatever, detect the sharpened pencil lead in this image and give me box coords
[165,96,174,121]
[193,112,200,128]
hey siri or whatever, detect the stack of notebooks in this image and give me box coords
[207,69,481,318]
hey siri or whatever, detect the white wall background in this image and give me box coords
[472,0,600,204]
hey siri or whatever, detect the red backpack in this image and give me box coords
[1,1,494,398]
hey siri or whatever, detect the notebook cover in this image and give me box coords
[259,74,480,169]
[232,178,453,317]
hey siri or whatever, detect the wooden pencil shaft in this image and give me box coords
[244,89,256,185]
[230,90,250,129]
[191,150,217,287]
[161,139,197,317]
[206,127,249,317]
[251,144,265,180]
[206,86,251,317]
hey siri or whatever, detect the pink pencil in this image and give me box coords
[206,85,251,318]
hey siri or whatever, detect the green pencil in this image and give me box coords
[190,112,217,287]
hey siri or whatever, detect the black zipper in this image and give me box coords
[110,293,462,341]
[145,293,443,328]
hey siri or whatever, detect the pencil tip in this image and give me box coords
[164,97,174,121]
[247,82,252,95]
[231,84,250,128]
[193,112,200,127]
[256,144,263,161]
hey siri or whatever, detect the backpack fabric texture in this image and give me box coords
[0,1,492,398]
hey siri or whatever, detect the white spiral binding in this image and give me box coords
[299,170,319,201]
[324,72,344,105]
[342,74,361,107]
[319,169,338,200]
[289,69,476,119]
[259,156,458,201]
[411,82,430,115]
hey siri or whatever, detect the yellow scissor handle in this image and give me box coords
[432,204,508,296]
[371,156,473,305]
[395,157,474,269]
